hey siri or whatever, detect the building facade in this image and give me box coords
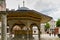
[49,19,56,33]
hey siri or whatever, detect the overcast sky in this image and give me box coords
[6,0,60,21]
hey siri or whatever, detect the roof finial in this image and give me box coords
[23,0,25,7]
[18,4,20,9]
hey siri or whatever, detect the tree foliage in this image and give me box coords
[0,0,4,1]
[56,19,60,27]
[45,23,50,29]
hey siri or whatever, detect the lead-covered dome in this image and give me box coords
[17,6,30,11]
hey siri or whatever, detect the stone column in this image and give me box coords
[26,21,30,40]
[29,27,33,40]
[1,13,7,40]
[9,26,12,40]
[38,27,40,40]
[38,24,41,40]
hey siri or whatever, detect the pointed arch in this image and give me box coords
[10,21,25,33]
[30,23,38,28]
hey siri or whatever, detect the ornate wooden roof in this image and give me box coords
[0,7,52,23]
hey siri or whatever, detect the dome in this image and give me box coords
[17,6,30,11]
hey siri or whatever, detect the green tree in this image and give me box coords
[56,19,60,37]
[56,19,60,27]
[45,23,50,31]
[0,0,4,1]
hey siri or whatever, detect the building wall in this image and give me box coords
[40,23,46,34]
[49,19,56,29]
[48,19,56,34]
[40,19,56,34]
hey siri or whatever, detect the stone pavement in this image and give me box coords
[33,34,60,40]
[40,34,60,40]
[0,34,60,40]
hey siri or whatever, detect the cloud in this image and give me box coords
[25,0,38,9]
[6,0,38,9]
[34,0,60,12]
[34,0,60,20]
[6,0,18,9]
[6,0,60,20]
[49,8,60,20]
[40,8,57,15]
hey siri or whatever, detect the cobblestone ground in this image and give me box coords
[33,34,60,40]
[0,34,60,40]
[40,34,60,40]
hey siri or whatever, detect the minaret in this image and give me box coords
[0,0,6,11]
[23,0,25,7]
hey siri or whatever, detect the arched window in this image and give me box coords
[13,25,21,30]
[32,26,38,34]
[22,26,27,30]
